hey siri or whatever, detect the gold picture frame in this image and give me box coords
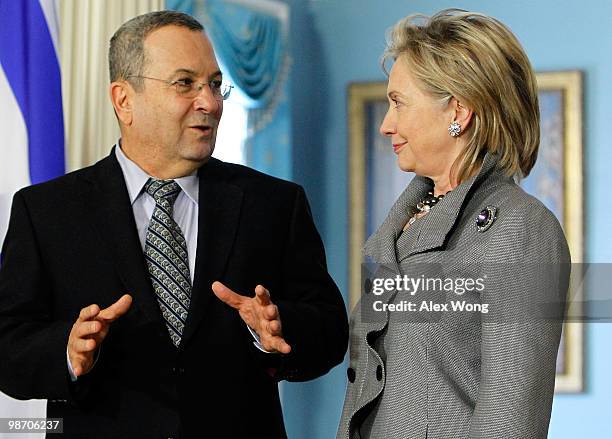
[347,71,584,392]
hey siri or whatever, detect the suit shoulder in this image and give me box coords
[489,181,561,227]
[479,180,569,262]
[15,164,97,202]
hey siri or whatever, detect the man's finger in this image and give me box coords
[97,294,132,322]
[70,356,92,378]
[255,285,271,306]
[267,319,282,336]
[276,340,291,354]
[262,336,291,354]
[80,338,97,352]
[71,337,97,354]
[78,304,100,322]
[264,304,279,320]
[74,320,102,339]
[212,281,246,310]
[72,364,83,377]
[88,330,108,347]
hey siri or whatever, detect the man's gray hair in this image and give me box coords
[109,10,203,91]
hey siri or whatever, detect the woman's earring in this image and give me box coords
[448,121,461,137]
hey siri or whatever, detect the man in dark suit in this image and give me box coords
[0,10,348,439]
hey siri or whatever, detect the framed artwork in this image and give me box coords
[347,71,584,392]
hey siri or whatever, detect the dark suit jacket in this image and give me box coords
[0,151,348,439]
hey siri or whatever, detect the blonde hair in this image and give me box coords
[383,9,540,180]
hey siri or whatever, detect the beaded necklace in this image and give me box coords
[416,190,450,213]
[405,189,451,229]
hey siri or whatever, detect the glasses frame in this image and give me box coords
[126,75,233,100]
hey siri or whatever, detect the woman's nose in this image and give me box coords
[379,108,396,137]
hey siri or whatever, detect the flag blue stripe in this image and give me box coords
[0,0,64,184]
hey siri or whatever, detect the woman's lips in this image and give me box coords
[393,142,407,154]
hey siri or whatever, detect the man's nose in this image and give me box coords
[193,85,221,114]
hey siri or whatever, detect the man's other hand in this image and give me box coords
[212,282,291,354]
[67,294,132,377]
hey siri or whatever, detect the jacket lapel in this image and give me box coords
[181,159,243,345]
[79,151,162,325]
[360,175,431,334]
[397,153,500,260]
[360,154,499,333]
[363,175,432,264]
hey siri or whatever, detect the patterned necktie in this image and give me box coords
[144,178,192,347]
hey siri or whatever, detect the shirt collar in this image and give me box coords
[114,141,199,206]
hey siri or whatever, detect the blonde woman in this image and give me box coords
[338,9,570,439]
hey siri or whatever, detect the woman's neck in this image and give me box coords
[431,177,455,197]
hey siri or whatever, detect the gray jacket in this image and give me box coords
[338,153,570,439]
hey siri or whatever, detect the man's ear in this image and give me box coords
[450,97,473,132]
[109,81,133,126]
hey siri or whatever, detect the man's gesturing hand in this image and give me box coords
[212,281,291,354]
[68,294,132,377]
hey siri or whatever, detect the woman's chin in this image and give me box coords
[397,159,416,173]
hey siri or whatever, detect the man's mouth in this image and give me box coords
[190,124,213,135]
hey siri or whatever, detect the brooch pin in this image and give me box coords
[475,206,497,232]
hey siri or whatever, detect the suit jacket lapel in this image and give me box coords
[360,175,431,334]
[79,151,162,325]
[181,159,243,345]
[400,153,500,259]
[363,175,432,264]
[361,154,500,332]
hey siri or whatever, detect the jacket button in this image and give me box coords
[376,365,383,381]
[347,367,356,383]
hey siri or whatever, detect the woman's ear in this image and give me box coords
[450,97,473,133]
[109,81,133,126]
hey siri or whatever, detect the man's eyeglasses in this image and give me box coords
[128,75,233,100]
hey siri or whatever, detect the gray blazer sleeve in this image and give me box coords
[468,200,570,438]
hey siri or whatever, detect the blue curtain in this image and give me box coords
[168,0,289,118]
[195,0,291,177]
[190,0,289,135]
[201,1,285,109]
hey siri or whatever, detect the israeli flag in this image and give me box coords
[0,0,64,430]
[0,0,65,249]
